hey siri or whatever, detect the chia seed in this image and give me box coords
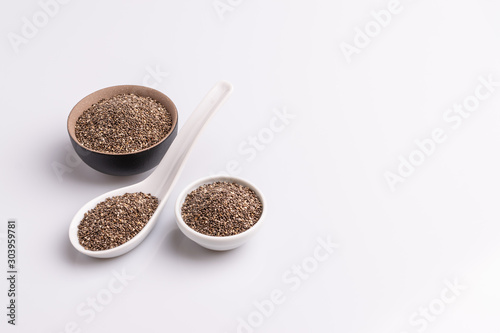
[181,182,263,236]
[78,192,159,251]
[75,93,172,154]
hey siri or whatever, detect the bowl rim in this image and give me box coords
[175,175,266,243]
[67,84,179,156]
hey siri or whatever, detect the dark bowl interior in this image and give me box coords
[67,85,178,176]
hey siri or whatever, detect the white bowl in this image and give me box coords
[175,175,266,251]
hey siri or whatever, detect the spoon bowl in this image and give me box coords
[175,175,266,251]
[69,81,233,258]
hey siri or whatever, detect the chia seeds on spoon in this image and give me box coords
[75,93,172,154]
[181,182,263,236]
[78,192,159,251]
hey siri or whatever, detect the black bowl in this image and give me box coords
[67,85,178,176]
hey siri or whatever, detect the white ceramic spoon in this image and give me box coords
[69,81,233,258]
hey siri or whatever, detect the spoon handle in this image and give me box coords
[146,81,233,199]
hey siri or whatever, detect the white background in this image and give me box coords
[1,0,500,332]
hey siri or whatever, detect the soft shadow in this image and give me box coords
[47,140,153,186]
[163,228,239,261]
[69,162,152,187]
